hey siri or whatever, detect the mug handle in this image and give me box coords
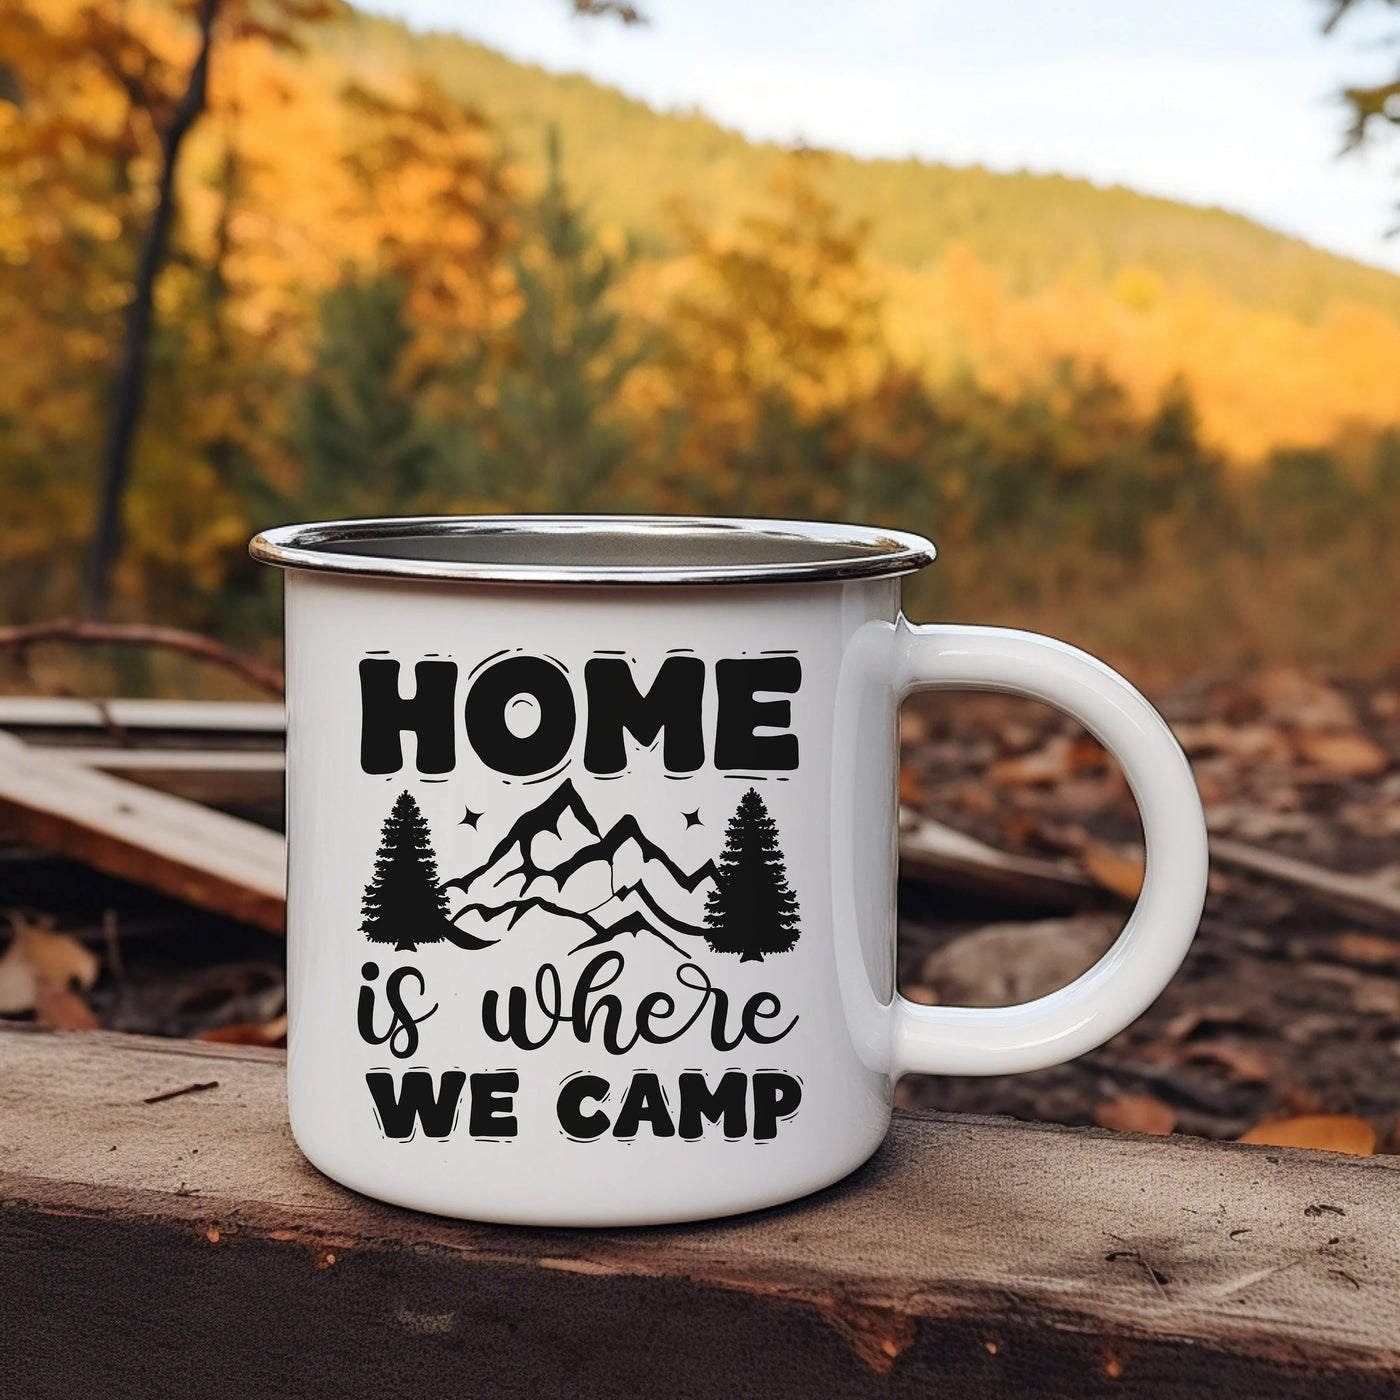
[889,622,1208,1078]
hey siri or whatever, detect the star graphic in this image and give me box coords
[682,809,703,829]
[460,807,482,828]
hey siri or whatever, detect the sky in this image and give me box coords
[363,0,1400,273]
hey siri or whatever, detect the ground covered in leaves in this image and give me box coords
[896,667,1400,1154]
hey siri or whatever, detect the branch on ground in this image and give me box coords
[0,621,284,698]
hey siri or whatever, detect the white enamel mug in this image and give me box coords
[251,515,1208,1226]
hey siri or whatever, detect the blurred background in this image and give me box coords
[4,0,1400,686]
[3,0,1400,1151]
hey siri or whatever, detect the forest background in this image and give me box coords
[4,0,1400,696]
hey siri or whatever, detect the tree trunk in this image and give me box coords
[82,0,221,619]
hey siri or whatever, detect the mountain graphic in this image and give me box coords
[442,779,717,958]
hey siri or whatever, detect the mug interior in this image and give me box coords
[250,515,936,587]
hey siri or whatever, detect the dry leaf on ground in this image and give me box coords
[899,710,929,746]
[1238,1114,1376,1156]
[1339,801,1400,838]
[898,764,930,806]
[1094,1094,1177,1135]
[954,781,998,818]
[34,983,99,1030]
[1372,690,1400,721]
[988,736,1073,788]
[0,941,36,1016]
[0,914,101,1018]
[1334,932,1400,966]
[1177,1041,1273,1083]
[1172,720,1290,764]
[1293,729,1390,778]
[199,1012,287,1047]
[1160,1004,1255,1043]
[1082,841,1146,901]
[1251,669,1357,730]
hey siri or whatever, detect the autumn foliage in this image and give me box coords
[2,0,1400,684]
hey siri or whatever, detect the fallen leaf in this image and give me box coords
[1037,774,1129,818]
[1281,1013,1345,1046]
[1284,1084,1326,1117]
[199,1012,287,1047]
[0,915,101,1017]
[1293,729,1390,778]
[898,765,930,806]
[1172,720,1290,764]
[1178,1041,1273,1083]
[988,736,1072,787]
[999,809,1042,849]
[1352,979,1400,1017]
[899,985,938,1006]
[31,934,98,989]
[34,983,99,1030]
[1252,669,1357,730]
[954,781,997,818]
[1204,804,1316,840]
[1339,801,1400,838]
[1371,690,1400,721]
[1335,932,1400,966]
[1239,1115,1376,1156]
[0,940,36,1016]
[1066,735,1109,773]
[997,719,1040,753]
[1094,1094,1176,1135]
[1160,1004,1254,1043]
[898,709,929,746]
[1082,841,1145,901]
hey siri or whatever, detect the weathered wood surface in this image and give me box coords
[38,746,286,817]
[41,748,285,772]
[0,696,284,733]
[0,732,285,931]
[0,1026,1396,1398]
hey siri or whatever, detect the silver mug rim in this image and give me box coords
[249,514,937,587]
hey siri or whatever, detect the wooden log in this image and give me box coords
[0,732,284,931]
[0,1024,1396,1397]
[1211,833,1400,922]
[37,746,286,817]
[899,808,1097,908]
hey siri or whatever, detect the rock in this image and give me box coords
[918,913,1121,1008]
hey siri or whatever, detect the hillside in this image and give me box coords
[325,10,1400,326]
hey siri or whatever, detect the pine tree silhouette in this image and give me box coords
[703,788,800,962]
[361,791,449,951]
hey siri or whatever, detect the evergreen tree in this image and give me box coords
[703,789,800,962]
[361,791,449,952]
[480,128,639,510]
[289,276,447,521]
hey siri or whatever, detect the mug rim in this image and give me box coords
[250,514,937,587]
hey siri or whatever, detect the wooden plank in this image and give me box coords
[35,747,286,817]
[0,732,285,931]
[44,747,285,772]
[1211,833,1400,922]
[0,696,285,733]
[899,808,1097,908]
[0,1025,1396,1397]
